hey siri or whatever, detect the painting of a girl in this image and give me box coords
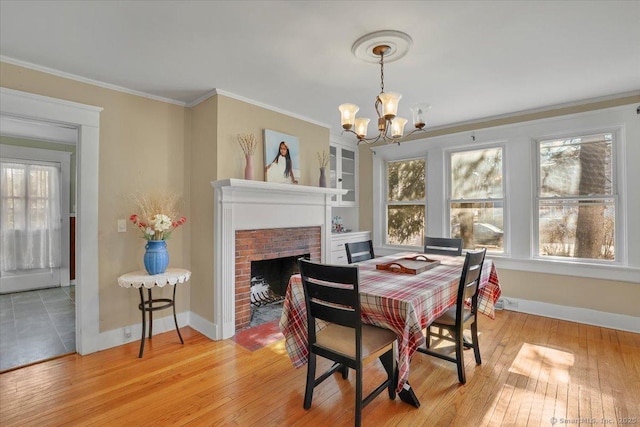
[264,130,300,184]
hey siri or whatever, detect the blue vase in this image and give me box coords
[144,240,169,275]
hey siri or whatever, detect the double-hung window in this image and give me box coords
[385,158,426,246]
[536,132,616,261]
[448,146,504,252]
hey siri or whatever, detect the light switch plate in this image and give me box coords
[117,219,127,232]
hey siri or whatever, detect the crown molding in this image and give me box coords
[2,57,331,128]
[189,89,331,129]
[1,56,187,107]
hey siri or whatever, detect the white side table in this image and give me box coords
[118,268,191,358]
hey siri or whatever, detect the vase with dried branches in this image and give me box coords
[237,133,258,180]
[317,150,329,187]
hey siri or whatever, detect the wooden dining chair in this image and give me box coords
[345,240,375,264]
[424,236,463,256]
[298,258,397,427]
[416,248,486,384]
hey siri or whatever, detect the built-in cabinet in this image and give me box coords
[330,231,371,265]
[329,142,357,206]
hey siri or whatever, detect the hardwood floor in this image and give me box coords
[1,310,638,426]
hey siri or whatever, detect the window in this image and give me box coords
[386,158,425,246]
[0,160,62,271]
[537,133,615,261]
[449,146,504,252]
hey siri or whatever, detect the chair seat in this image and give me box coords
[430,305,472,326]
[316,323,396,359]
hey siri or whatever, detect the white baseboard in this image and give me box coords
[188,311,219,340]
[498,297,640,333]
[94,300,639,354]
[97,311,190,351]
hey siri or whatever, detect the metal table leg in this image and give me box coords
[137,286,183,358]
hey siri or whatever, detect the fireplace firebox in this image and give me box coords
[235,226,320,331]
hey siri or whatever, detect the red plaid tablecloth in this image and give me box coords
[278,253,502,393]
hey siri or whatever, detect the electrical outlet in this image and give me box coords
[504,299,518,309]
[117,219,127,232]
[124,326,132,339]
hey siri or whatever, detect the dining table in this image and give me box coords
[279,252,502,406]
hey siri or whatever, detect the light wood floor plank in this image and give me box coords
[1,311,638,427]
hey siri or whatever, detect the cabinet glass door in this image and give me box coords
[341,148,355,202]
[329,145,337,202]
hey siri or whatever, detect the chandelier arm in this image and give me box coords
[340,128,382,145]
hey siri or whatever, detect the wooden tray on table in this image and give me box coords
[376,255,441,275]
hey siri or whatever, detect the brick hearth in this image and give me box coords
[234,226,321,331]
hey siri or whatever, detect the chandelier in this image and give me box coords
[339,31,429,145]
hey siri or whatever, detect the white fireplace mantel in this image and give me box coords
[211,179,346,339]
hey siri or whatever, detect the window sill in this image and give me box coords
[376,245,640,283]
[492,257,640,283]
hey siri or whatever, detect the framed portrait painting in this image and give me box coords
[264,129,300,184]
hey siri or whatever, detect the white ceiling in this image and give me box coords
[1,1,639,136]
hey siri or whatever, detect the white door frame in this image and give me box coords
[1,87,102,355]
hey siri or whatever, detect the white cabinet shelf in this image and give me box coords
[330,231,372,265]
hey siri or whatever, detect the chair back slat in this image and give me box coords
[345,240,375,264]
[424,237,463,256]
[456,249,486,313]
[298,258,361,332]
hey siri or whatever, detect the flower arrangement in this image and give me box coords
[237,133,258,156]
[129,192,186,241]
[317,150,329,169]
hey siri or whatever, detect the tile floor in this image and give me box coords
[0,285,75,372]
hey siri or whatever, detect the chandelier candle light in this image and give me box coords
[339,30,430,145]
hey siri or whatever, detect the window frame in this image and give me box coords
[533,128,622,265]
[370,104,636,282]
[384,156,427,249]
[445,142,508,255]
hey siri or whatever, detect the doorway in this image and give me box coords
[0,123,75,370]
[1,143,72,293]
[1,87,102,358]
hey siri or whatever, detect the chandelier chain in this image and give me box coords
[379,52,385,94]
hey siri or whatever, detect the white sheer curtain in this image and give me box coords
[0,160,62,272]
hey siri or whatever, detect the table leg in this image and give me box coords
[172,284,184,344]
[138,287,146,358]
[148,288,153,339]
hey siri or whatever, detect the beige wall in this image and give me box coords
[358,95,640,318]
[188,94,331,323]
[1,62,332,332]
[498,269,640,316]
[188,95,217,321]
[215,95,330,185]
[1,62,190,332]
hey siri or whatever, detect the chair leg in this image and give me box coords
[426,326,432,349]
[355,363,363,427]
[341,364,349,379]
[455,328,466,384]
[471,320,481,364]
[304,353,316,409]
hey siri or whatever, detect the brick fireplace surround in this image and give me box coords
[235,226,321,331]
[212,179,345,340]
